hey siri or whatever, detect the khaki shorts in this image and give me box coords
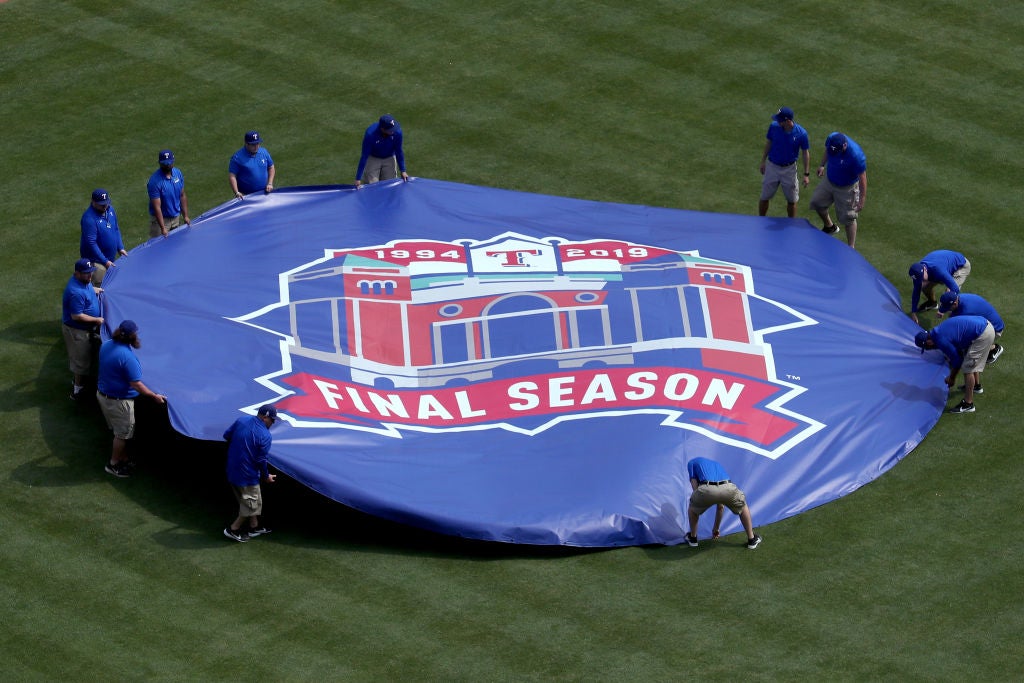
[362,155,398,184]
[91,263,107,286]
[962,322,995,375]
[760,161,800,203]
[97,393,136,440]
[149,213,183,238]
[232,484,263,517]
[924,260,971,299]
[810,177,860,225]
[63,324,99,375]
[689,482,747,516]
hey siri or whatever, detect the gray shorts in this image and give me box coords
[962,322,995,374]
[810,177,860,224]
[63,324,99,375]
[361,155,398,184]
[232,484,263,517]
[760,161,800,203]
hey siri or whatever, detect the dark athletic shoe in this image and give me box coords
[223,527,249,542]
[822,224,840,235]
[683,533,698,548]
[104,462,131,478]
[248,527,272,537]
[948,400,975,414]
[746,534,763,549]
[918,300,939,312]
[988,344,1003,365]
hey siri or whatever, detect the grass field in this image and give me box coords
[2,1,1023,680]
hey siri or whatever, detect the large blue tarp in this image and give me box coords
[101,179,946,546]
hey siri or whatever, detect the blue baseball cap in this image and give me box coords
[773,106,795,122]
[379,115,397,132]
[257,404,278,419]
[826,132,847,155]
[914,330,930,352]
[245,130,262,144]
[118,319,139,335]
[92,189,111,205]
[75,258,97,273]
[158,149,175,165]
[938,290,959,314]
[908,262,925,279]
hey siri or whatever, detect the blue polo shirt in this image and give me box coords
[765,121,810,166]
[825,135,867,187]
[147,167,186,217]
[62,275,101,330]
[229,147,275,194]
[944,293,1004,333]
[224,415,272,486]
[929,315,991,369]
[687,457,730,484]
[80,204,125,264]
[910,250,968,312]
[97,339,143,398]
[356,121,405,180]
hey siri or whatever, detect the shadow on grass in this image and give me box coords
[13,320,619,560]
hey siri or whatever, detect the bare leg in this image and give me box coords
[786,202,797,218]
[110,436,129,466]
[758,199,769,216]
[845,220,857,248]
[739,506,756,540]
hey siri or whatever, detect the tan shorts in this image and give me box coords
[233,484,263,517]
[149,213,183,238]
[91,263,107,286]
[689,482,747,516]
[63,324,98,375]
[962,322,995,374]
[810,178,860,225]
[97,393,136,440]
[362,155,398,184]
[760,161,800,203]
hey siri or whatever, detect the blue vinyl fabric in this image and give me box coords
[99,179,946,546]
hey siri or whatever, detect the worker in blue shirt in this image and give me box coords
[685,456,761,549]
[810,131,867,248]
[758,106,811,218]
[355,114,409,187]
[229,130,276,198]
[938,291,1004,364]
[914,315,994,414]
[62,258,104,401]
[147,149,191,238]
[80,188,128,285]
[223,405,278,542]
[907,249,971,323]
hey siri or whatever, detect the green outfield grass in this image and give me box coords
[1,1,1022,680]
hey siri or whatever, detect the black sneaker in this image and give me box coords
[822,224,840,235]
[684,533,698,547]
[746,534,763,549]
[248,526,272,537]
[104,462,131,478]
[918,300,939,312]
[957,384,983,394]
[223,527,249,543]
[988,344,1004,365]
[948,400,975,414]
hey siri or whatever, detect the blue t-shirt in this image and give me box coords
[80,204,125,264]
[765,121,810,166]
[224,415,272,486]
[356,121,405,180]
[825,135,867,187]
[930,315,991,369]
[62,275,101,329]
[97,339,143,398]
[910,250,968,312]
[687,457,730,483]
[147,167,186,217]
[946,293,1004,333]
[229,147,275,195]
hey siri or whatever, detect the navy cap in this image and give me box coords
[158,149,175,165]
[379,115,397,132]
[826,132,847,155]
[773,106,795,122]
[245,130,262,144]
[257,404,278,419]
[914,330,930,353]
[938,290,959,314]
[92,189,111,205]
[118,319,139,335]
[908,262,925,279]
[75,258,97,273]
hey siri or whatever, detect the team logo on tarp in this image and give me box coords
[234,233,822,458]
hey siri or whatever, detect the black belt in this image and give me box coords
[772,160,796,167]
[699,480,730,486]
[98,390,127,400]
